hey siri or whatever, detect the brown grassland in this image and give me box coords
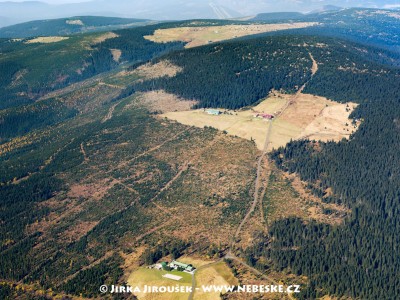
[193,261,238,300]
[144,23,319,48]
[161,91,359,151]
[133,60,183,79]
[90,32,119,45]
[127,268,192,300]
[24,36,69,44]
[137,90,198,113]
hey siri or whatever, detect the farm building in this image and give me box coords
[160,262,168,269]
[206,109,221,115]
[169,261,195,273]
[254,113,274,119]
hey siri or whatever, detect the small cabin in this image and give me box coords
[206,109,221,116]
[254,113,274,119]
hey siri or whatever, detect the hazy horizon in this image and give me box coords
[1,0,400,28]
[4,0,400,11]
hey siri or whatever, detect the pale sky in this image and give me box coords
[1,0,400,28]
[6,0,400,5]
[9,0,93,3]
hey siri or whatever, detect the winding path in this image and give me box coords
[80,142,89,162]
[102,102,118,123]
[234,119,273,240]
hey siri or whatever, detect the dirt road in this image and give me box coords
[202,51,319,300]
[234,120,272,240]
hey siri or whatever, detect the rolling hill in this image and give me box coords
[252,8,400,51]
[0,16,151,38]
[134,35,400,108]
[1,0,400,27]
[0,23,185,113]
[0,0,243,27]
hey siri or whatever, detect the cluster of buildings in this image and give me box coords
[204,108,274,120]
[153,260,196,274]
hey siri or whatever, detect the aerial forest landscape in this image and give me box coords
[1,1,400,299]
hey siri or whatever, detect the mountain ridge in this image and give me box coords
[1,0,400,27]
[0,16,151,38]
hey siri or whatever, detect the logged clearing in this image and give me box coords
[10,69,28,88]
[264,166,350,225]
[115,60,182,85]
[110,48,122,62]
[138,90,198,113]
[127,268,192,300]
[134,60,183,79]
[162,92,359,151]
[145,23,319,48]
[91,32,119,44]
[66,19,84,25]
[25,36,69,44]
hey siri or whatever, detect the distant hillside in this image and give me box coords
[1,0,400,26]
[308,5,343,14]
[0,16,150,38]
[251,8,400,51]
[251,12,305,22]
[0,23,185,112]
[0,15,11,28]
[0,0,243,26]
[135,35,400,109]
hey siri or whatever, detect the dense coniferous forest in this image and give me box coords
[240,37,400,299]
[265,93,400,298]
[60,254,124,297]
[97,25,185,64]
[136,36,313,108]
[0,98,78,138]
[133,35,400,110]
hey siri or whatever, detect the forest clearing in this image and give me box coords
[161,92,359,151]
[24,36,69,43]
[126,258,238,300]
[144,23,319,48]
[127,268,192,300]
